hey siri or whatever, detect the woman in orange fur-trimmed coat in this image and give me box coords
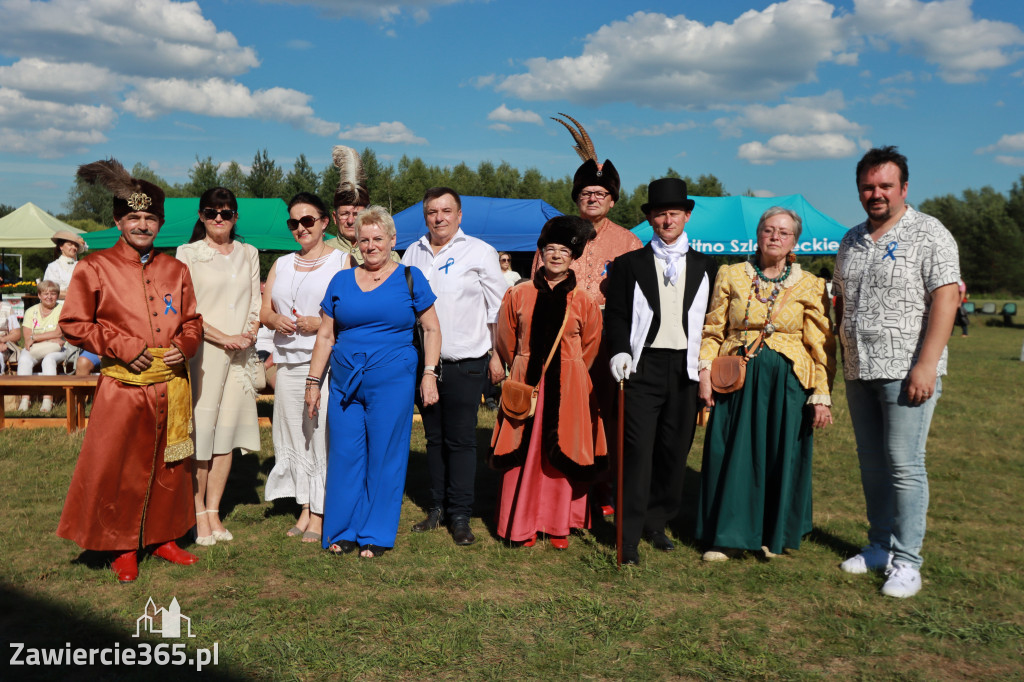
[490,216,607,550]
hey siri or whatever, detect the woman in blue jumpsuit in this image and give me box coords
[305,206,441,558]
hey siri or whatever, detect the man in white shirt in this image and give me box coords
[402,187,509,545]
[834,146,961,598]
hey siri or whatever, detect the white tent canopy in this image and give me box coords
[0,202,83,249]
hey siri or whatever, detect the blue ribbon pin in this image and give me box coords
[163,294,177,315]
[600,260,611,277]
[439,257,455,274]
[883,241,898,261]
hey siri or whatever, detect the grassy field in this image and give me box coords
[1,321,1022,680]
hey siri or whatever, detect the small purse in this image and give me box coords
[709,286,791,394]
[500,291,574,420]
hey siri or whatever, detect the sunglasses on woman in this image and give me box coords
[286,215,322,230]
[202,208,236,221]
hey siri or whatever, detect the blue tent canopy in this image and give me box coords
[395,196,562,251]
[631,194,849,255]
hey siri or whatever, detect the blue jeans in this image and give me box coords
[845,377,941,568]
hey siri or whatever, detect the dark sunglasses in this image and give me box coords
[202,208,236,221]
[286,215,322,231]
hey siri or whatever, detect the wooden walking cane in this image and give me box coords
[616,378,625,568]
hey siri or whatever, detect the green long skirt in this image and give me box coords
[696,347,814,554]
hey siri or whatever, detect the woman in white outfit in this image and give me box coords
[43,230,87,299]
[176,187,262,546]
[261,192,351,543]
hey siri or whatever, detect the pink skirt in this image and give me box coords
[495,378,591,541]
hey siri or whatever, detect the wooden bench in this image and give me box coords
[0,375,98,433]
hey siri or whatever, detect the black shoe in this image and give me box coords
[328,540,358,555]
[621,545,640,565]
[643,530,675,552]
[449,516,476,546]
[484,398,499,411]
[412,507,444,533]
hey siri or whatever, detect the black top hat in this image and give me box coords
[641,178,694,214]
[537,215,595,260]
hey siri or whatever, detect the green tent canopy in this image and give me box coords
[0,202,84,248]
[82,198,296,251]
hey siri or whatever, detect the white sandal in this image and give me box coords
[194,509,216,546]
[207,509,233,542]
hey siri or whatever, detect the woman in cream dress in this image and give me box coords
[176,187,261,545]
[261,192,351,543]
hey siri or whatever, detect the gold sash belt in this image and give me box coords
[100,348,193,462]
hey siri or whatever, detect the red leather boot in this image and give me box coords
[152,541,198,566]
[111,550,139,583]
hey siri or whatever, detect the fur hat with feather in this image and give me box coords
[76,158,165,219]
[551,113,620,202]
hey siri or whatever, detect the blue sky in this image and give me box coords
[0,0,1022,228]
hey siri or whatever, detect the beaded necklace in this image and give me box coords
[290,244,329,316]
[740,260,792,353]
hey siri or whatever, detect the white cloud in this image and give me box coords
[977,132,1024,154]
[0,58,120,102]
[0,0,259,79]
[603,121,698,138]
[121,78,338,136]
[0,0,337,157]
[720,91,864,137]
[488,123,513,133]
[497,2,848,107]
[995,156,1024,166]
[262,0,468,22]
[468,74,496,88]
[494,0,1023,109]
[487,104,543,125]
[850,0,1024,83]
[0,87,116,156]
[750,189,777,198]
[879,70,915,85]
[286,39,314,50]
[0,126,108,157]
[338,121,428,144]
[738,133,860,164]
[869,88,915,107]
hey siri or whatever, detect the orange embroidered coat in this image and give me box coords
[57,239,204,551]
[489,271,608,480]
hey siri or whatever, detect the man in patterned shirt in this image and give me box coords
[833,146,961,598]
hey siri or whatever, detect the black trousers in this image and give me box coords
[621,348,700,547]
[419,355,488,518]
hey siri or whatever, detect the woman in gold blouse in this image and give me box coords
[696,207,835,562]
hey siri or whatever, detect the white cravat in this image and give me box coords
[649,232,689,285]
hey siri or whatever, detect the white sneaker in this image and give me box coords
[840,545,893,574]
[17,397,29,411]
[40,397,53,413]
[881,562,922,598]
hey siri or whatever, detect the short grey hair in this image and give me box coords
[353,205,396,240]
[37,279,60,294]
[757,207,803,240]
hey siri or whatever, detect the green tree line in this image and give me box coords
[48,149,1024,294]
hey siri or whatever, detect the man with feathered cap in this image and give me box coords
[325,145,398,265]
[533,114,642,307]
[56,159,204,583]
